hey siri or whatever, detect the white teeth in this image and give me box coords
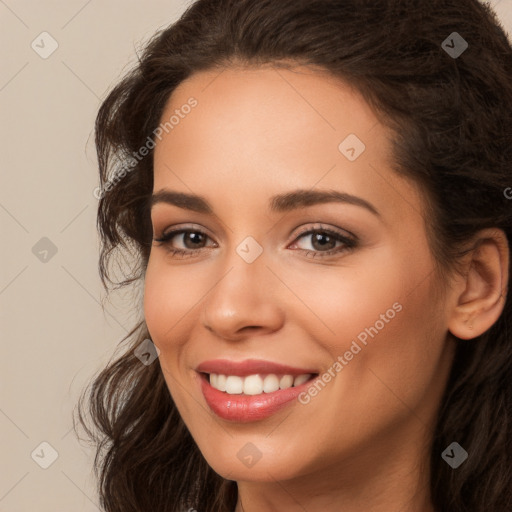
[225,375,243,394]
[293,374,310,387]
[209,373,313,394]
[216,374,227,392]
[279,375,294,389]
[243,374,263,395]
[263,374,280,393]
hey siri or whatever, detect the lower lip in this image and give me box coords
[198,373,317,423]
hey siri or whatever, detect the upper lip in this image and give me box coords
[196,358,318,377]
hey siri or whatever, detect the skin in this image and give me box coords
[143,65,508,512]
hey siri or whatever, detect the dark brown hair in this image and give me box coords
[75,1,512,510]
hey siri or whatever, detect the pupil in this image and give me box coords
[313,233,335,250]
[186,232,204,248]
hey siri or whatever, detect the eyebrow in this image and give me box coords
[150,189,380,217]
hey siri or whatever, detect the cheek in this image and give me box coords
[328,272,448,434]
[143,259,204,415]
[293,243,447,411]
[143,258,199,352]
[276,245,413,351]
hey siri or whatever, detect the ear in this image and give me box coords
[448,228,509,340]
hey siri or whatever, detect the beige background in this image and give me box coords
[1,1,511,510]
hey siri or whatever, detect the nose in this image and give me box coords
[200,252,285,341]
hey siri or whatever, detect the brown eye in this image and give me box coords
[290,227,357,258]
[153,228,217,258]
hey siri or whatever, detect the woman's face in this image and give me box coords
[144,65,456,485]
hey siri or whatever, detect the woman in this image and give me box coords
[77,0,512,510]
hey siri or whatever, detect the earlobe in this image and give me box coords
[448,229,509,341]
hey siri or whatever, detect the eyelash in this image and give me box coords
[152,224,358,260]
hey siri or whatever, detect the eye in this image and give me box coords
[153,227,217,258]
[289,225,357,259]
[152,223,358,260]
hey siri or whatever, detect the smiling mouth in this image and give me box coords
[200,372,319,395]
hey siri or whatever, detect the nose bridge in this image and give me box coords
[200,239,284,339]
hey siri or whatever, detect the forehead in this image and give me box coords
[156,64,383,156]
[152,65,423,226]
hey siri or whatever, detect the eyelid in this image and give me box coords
[291,223,357,241]
[156,222,217,240]
[154,222,356,244]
